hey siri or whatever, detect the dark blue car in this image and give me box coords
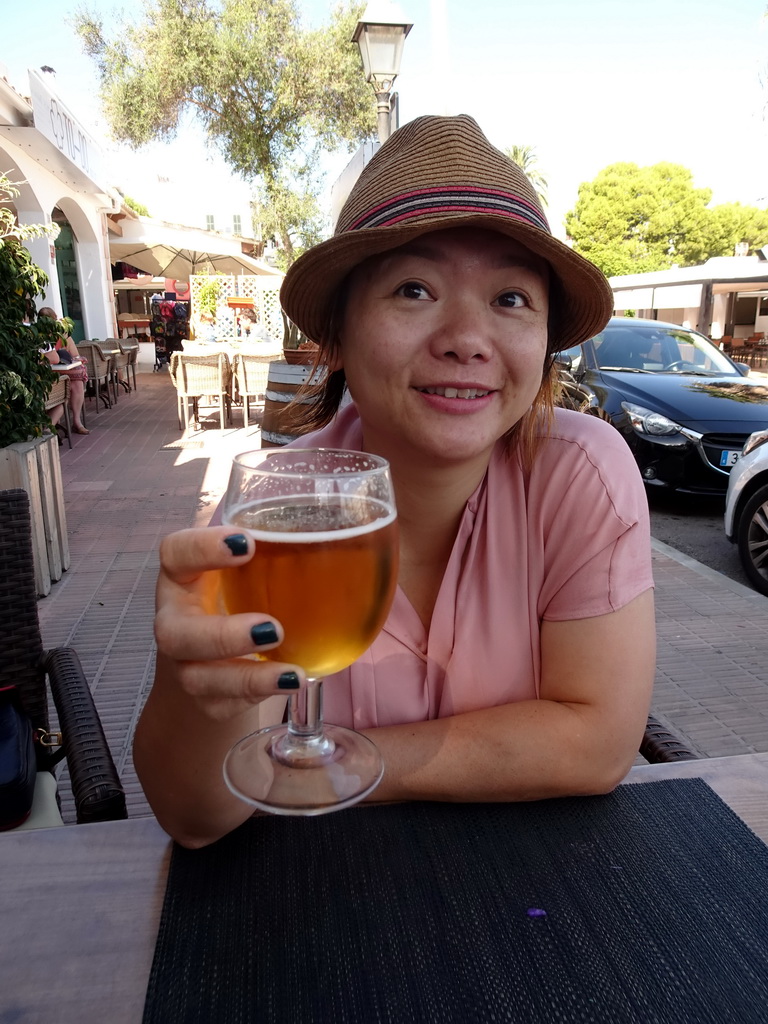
[556,317,768,494]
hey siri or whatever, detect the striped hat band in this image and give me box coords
[345,186,551,235]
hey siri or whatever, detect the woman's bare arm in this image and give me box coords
[362,590,655,803]
[138,522,654,845]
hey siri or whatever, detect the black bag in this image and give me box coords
[0,684,36,830]
[56,348,74,364]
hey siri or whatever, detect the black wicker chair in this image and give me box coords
[641,714,698,763]
[0,488,127,824]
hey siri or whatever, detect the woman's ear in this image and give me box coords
[324,347,344,373]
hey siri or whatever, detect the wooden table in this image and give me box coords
[2,753,767,1023]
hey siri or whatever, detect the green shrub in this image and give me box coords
[0,237,60,446]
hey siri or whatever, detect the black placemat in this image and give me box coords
[143,779,768,1023]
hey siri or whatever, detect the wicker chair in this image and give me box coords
[44,375,72,449]
[77,342,113,413]
[0,489,126,824]
[104,337,131,395]
[232,351,276,427]
[169,351,233,430]
[119,337,140,391]
[640,715,698,763]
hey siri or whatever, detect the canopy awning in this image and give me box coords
[109,218,282,278]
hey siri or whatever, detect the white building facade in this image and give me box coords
[0,67,122,342]
[610,255,768,342]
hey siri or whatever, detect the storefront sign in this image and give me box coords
[27,70,106,192]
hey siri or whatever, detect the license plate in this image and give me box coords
[720,450,740,467]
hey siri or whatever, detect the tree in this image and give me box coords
[565,163,712,277]
[700,202,768,260]
[504,145,548,207]
[252,152,325,270]
[565,162,768,277]
[73,0,376,185]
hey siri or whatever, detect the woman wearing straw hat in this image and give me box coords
[138,115,655,847]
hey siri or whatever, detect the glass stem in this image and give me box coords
[288,679,323,740]
[278,680,335,763]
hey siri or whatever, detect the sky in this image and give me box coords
[2,0,768,239]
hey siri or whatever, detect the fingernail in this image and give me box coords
[250,622,278,646]
[277,671,300,690]
[223,533,249,556]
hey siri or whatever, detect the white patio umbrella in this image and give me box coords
[109,220,282,278]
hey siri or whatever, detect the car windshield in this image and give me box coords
[592,324,739,375]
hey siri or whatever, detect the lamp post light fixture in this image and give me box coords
[352,0,412,144]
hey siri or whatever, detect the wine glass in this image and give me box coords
[220,448,398,815]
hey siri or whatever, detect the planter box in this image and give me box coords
[0,435,68,596]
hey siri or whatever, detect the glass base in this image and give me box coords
[223,723,384,816]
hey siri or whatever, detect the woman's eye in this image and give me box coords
[396,281,430,300]
[495,291,528,309]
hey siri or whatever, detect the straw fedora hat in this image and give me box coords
[280,114,613,351]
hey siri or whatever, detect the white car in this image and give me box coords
[724,428,768,596]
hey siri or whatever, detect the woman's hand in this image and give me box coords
[135,525,306,846]
[154,525,307,720]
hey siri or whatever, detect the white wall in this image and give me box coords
[0,139,117,338]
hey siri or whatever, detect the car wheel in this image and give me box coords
[736,483,768,596]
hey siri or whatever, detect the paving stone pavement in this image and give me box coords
[36,349,768,821]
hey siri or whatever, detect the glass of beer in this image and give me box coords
[220,448,398,815]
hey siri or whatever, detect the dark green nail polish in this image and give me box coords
[224,534,248,556]
[251,622,278,646]
[277,671,300,690]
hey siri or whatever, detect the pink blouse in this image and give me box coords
[291,404,654,731]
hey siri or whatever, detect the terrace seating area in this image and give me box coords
[167,342,285,431]
[720,332,768,369]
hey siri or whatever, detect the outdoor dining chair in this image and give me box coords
[232,351,276,427]
[77,341,113,413]
[0,488,127,826]
[44,375,72,449]
[119,337,140,391]
[640,715,698,762]
[169,351,233,431]
[104,337,131,395]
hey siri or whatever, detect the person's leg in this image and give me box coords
[69,378,89,433]
[48,403,64,426]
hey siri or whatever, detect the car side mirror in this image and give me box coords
[734,362,751,376]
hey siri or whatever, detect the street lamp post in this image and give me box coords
[352,1,412,144]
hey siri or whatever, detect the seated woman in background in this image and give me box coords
[38,306,89,435]
[135,115,656,848]
[196,311,220,343]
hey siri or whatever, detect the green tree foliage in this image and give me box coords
[123,195,150,216]
[252,152,325,270]
[504,145,548,207]
[73,0,376,184]
[699,202,768,260]
[566,162,768,277]
[0,175,59,446]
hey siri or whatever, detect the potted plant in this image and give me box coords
[281,311,319,365]
[0,172,69,594]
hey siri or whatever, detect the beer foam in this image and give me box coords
[226,496,396,544]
